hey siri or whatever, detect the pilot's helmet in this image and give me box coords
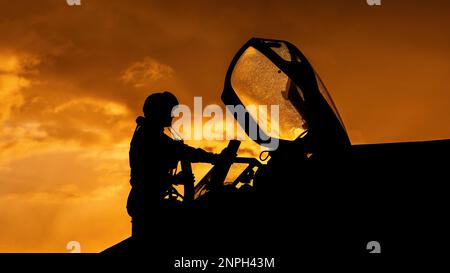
[143,91,179,122]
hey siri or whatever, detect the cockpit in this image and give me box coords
[222,38,350,152]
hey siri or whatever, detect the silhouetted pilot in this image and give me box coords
[127,91,218,239]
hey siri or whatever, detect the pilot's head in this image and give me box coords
[143,91,179,128]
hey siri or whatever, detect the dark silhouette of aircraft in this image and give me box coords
[104,38,449,261]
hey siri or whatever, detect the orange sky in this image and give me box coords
[1,0,450,252]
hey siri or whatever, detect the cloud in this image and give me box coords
[120,57,175,88]
[0,51,136,252]
[0,52,135,252]
[0,74,28,124]
[0,53,40,75]
[0,51,135,162]
[0,145,130,252]
[0,182,130,252]
[0,53,41,125]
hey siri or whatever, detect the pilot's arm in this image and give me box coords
[163,135,218,164]
[163,133,237,165]
[174,140,218,164]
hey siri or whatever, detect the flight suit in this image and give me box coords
[126,116,216,239]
